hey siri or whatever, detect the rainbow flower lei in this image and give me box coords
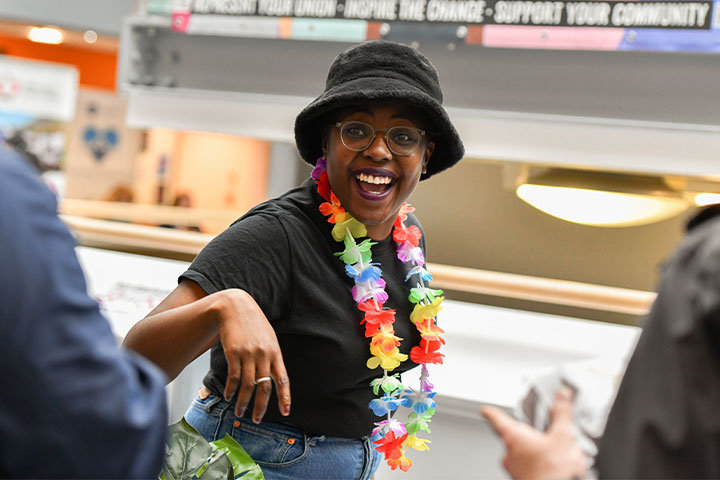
[312,158,445,472]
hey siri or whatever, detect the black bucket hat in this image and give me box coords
[294,40,464,180]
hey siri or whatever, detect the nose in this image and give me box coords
[362,131,392,162]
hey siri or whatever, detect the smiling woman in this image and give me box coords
[122,40,464,480]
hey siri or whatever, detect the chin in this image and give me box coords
[354,214,382,226]
[363,211,399,228]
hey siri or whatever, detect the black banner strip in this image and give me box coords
[190,0,716,29]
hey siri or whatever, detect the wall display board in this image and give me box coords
[0,56,78,123]
[161,0,720,51]
[65,89,142,201]
[0,56,78,195]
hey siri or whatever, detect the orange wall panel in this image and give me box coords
[0,35,117,90]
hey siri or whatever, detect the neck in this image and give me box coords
[366,220,395,241]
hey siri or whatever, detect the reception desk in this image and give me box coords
[76,246,640,479]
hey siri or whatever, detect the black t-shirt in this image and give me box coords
[181,178,424,438]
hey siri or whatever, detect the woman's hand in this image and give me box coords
[212,289,291,423]
[123,280,290,424]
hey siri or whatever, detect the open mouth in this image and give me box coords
[354,171,397,200]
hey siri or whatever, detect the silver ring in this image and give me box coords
[255,376,272,385]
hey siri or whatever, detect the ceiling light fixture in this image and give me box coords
[516,169,690,227]
[83,30,98,44]
[693,192,720,207]
[27,26,64,45]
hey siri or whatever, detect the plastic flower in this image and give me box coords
[388,453,412,471]
[314,171,332,202]
[336,237,375,265]
[405,265,433,283]
[352,278,388,304]
[393,203,416,227]
[397,242,425,265]
[319,192,346,224]
[364,319,394,338]
[393,224,422,247]
[409,286,444,304]
[405,410,434,435]
[311,156,326,180]
[419,364,434,392]
[332,214,367,242]
[416,318,445,344]
[404,434,431,452]
[368,395,402,416]
[381,375,403,393]
[346,263,382,282]
[409,339,444,365]
[364,323,394,339]
[359,301,395,327]
[369,324,402,353]
[401,388,437,414]
[373,431,408,460]
[370,374,404,395]
[373,418,406,437]
[367,346,408,371]
[409,297,443,324]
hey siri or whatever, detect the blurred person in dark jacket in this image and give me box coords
[0,142,168,478]
[482,204,720,479]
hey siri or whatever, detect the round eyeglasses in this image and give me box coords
[335,121,426,156]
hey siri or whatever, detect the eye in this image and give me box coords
[390,128,419,146]
[343,122,371,140]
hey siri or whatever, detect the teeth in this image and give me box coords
[357,173,393,185]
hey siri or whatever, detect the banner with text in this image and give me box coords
[189,0,716,29]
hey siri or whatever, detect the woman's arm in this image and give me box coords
[123,279,291,422]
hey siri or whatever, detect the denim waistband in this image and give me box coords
[185,392,383,479]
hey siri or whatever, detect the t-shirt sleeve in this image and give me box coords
[181,212,292,323]
[0,152,168,478]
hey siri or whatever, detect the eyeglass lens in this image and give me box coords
[340,121,422,155]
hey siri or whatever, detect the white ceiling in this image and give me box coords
[0,0,136,36]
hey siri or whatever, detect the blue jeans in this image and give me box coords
[184,393,383,480]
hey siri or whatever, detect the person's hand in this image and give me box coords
[480,387,587,480]
[214,289,291,423]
